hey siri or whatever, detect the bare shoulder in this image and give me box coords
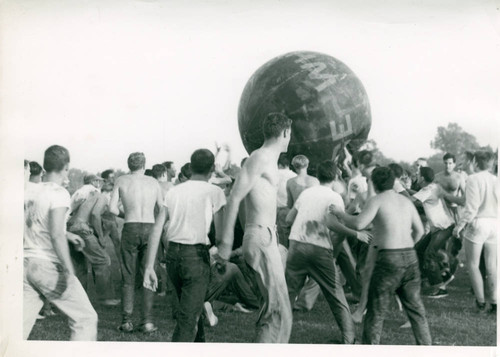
[115,175,128,186]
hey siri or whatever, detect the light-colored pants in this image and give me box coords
[243,224,292,343]
[23,258,98,340]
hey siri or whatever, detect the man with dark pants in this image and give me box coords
[285,161,371,344]
[110,152,163,333]
[330,167,431,345]
[144,149,226,342]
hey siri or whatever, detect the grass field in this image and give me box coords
[28,241,497,345]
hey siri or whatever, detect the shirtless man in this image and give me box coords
[216,112,293,343]
[110,152,163,333]
[434,153,466,223]
[286,155,319,209]
[67,186,119,306]
[330,167,431,345]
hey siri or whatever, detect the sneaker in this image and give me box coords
[118,321,134,332]
[475,300,487,313]
[232,302,252,314]
[488,303,497,314]
[101,299,121,306]
[139,322,158,333]
[399,321,411,329]
[427,289,448,299]
[203,302,218,327]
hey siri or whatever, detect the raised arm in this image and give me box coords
[217,153,265,260]
[49,207,75,275]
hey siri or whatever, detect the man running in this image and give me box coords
[216,112,293,343]
[110,152,163,333]
[330,167,431,345]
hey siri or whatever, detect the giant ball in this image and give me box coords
[238,51,371,168]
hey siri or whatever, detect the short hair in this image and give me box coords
[101,182,114,193]
[190,149,215,175]
[420,167,435,183]
[162,161,174,170]
[29,161,43,176]
[128,152,146,171]
[278,153,290,168]
[371,167,395,192]
[43,145,70,173]
[463,151,474,163]
[144,169,153,177]
[291,155,309,170]
[474,151,494,170]
[416,157,428,165]
[388,163,403,179]
[262,112,292,140]
[152,164,167,179]
[180,163,192,179]
[101,169,114,180]
[357,150,374,167]
[443,153,456,162]
[316,160,336,184]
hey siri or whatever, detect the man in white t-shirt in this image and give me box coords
[413,167,456,298]
[69,174,103,214]
[143,149,226,342]
[24,145,97,340]
[285,160,372,344]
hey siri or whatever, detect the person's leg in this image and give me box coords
[362,251,404,345]
[285,240,309,309]
[482,228,497,305]
[396,252,432,345]
[120,223,139,326]
[23,259,45,339]
[307,245,355,344]
[243,225,292,343]
[424,228,453,288]
[335,241,361,299]
[464,239,486,304]
[25,258,98,340]
[167,244,210,342]
[230,264,260,309]
[353,244,377,323]
[206,262,238,303]
[138,224,155,327]
[293,277,321,311]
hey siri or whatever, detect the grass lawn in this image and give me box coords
[28,244,496,345]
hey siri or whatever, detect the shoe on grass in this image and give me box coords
[139,322,158,333]
[426,289,448,299]
[204,302,218,327]
[101,299,121,306]
[118,321,134,332]
[475,300,487,313]
[399,321,411,329]
[232,302,252,313]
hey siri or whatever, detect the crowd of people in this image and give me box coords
[23,113,498,344]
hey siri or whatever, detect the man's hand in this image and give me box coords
[143,267,158,292]
[66,232,85,251]
[213,252,228,275]
[453,225,463,238]
[356,231,373,244]
[329,204,342,216]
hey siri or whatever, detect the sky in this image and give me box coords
[2,0,500,173]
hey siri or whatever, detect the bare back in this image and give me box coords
[71,192,100,224]
[116,174,162,223]
[370,191,422,249]
[244,148,280,227]
[287,175,319,208]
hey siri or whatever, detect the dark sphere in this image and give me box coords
[238,51,371,168]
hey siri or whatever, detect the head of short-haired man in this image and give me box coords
[101,169,115,184]
[128,152,146,173]
[388,163,403,179]
[152,164,168,182]
[178,163,192,183]
[190,149,215,181]
[43,145,70,186]
[29,161,44,183]
[357,150,376,178]
[84,174,103,189]
[162,161,176,181]
[262,112,292,152]
[442,153,456,175]
[371,167,396,194]
[472,151,494,173]
[418,166,435,188]
[316,160,338,186]
[291,154,309,173]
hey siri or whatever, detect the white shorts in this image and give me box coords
[463,218,497,245]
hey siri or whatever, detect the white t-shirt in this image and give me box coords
[413,183,454,230]
[277,168,296,208]
[347,175,368,200]
[24,182,70,262]
[164,180,226,245]
[70,184,99,213]
[393,178,406,193]
[289,185,344,250]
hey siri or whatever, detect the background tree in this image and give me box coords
[430,122,480,158]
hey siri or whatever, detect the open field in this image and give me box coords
[28,238,496,345]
